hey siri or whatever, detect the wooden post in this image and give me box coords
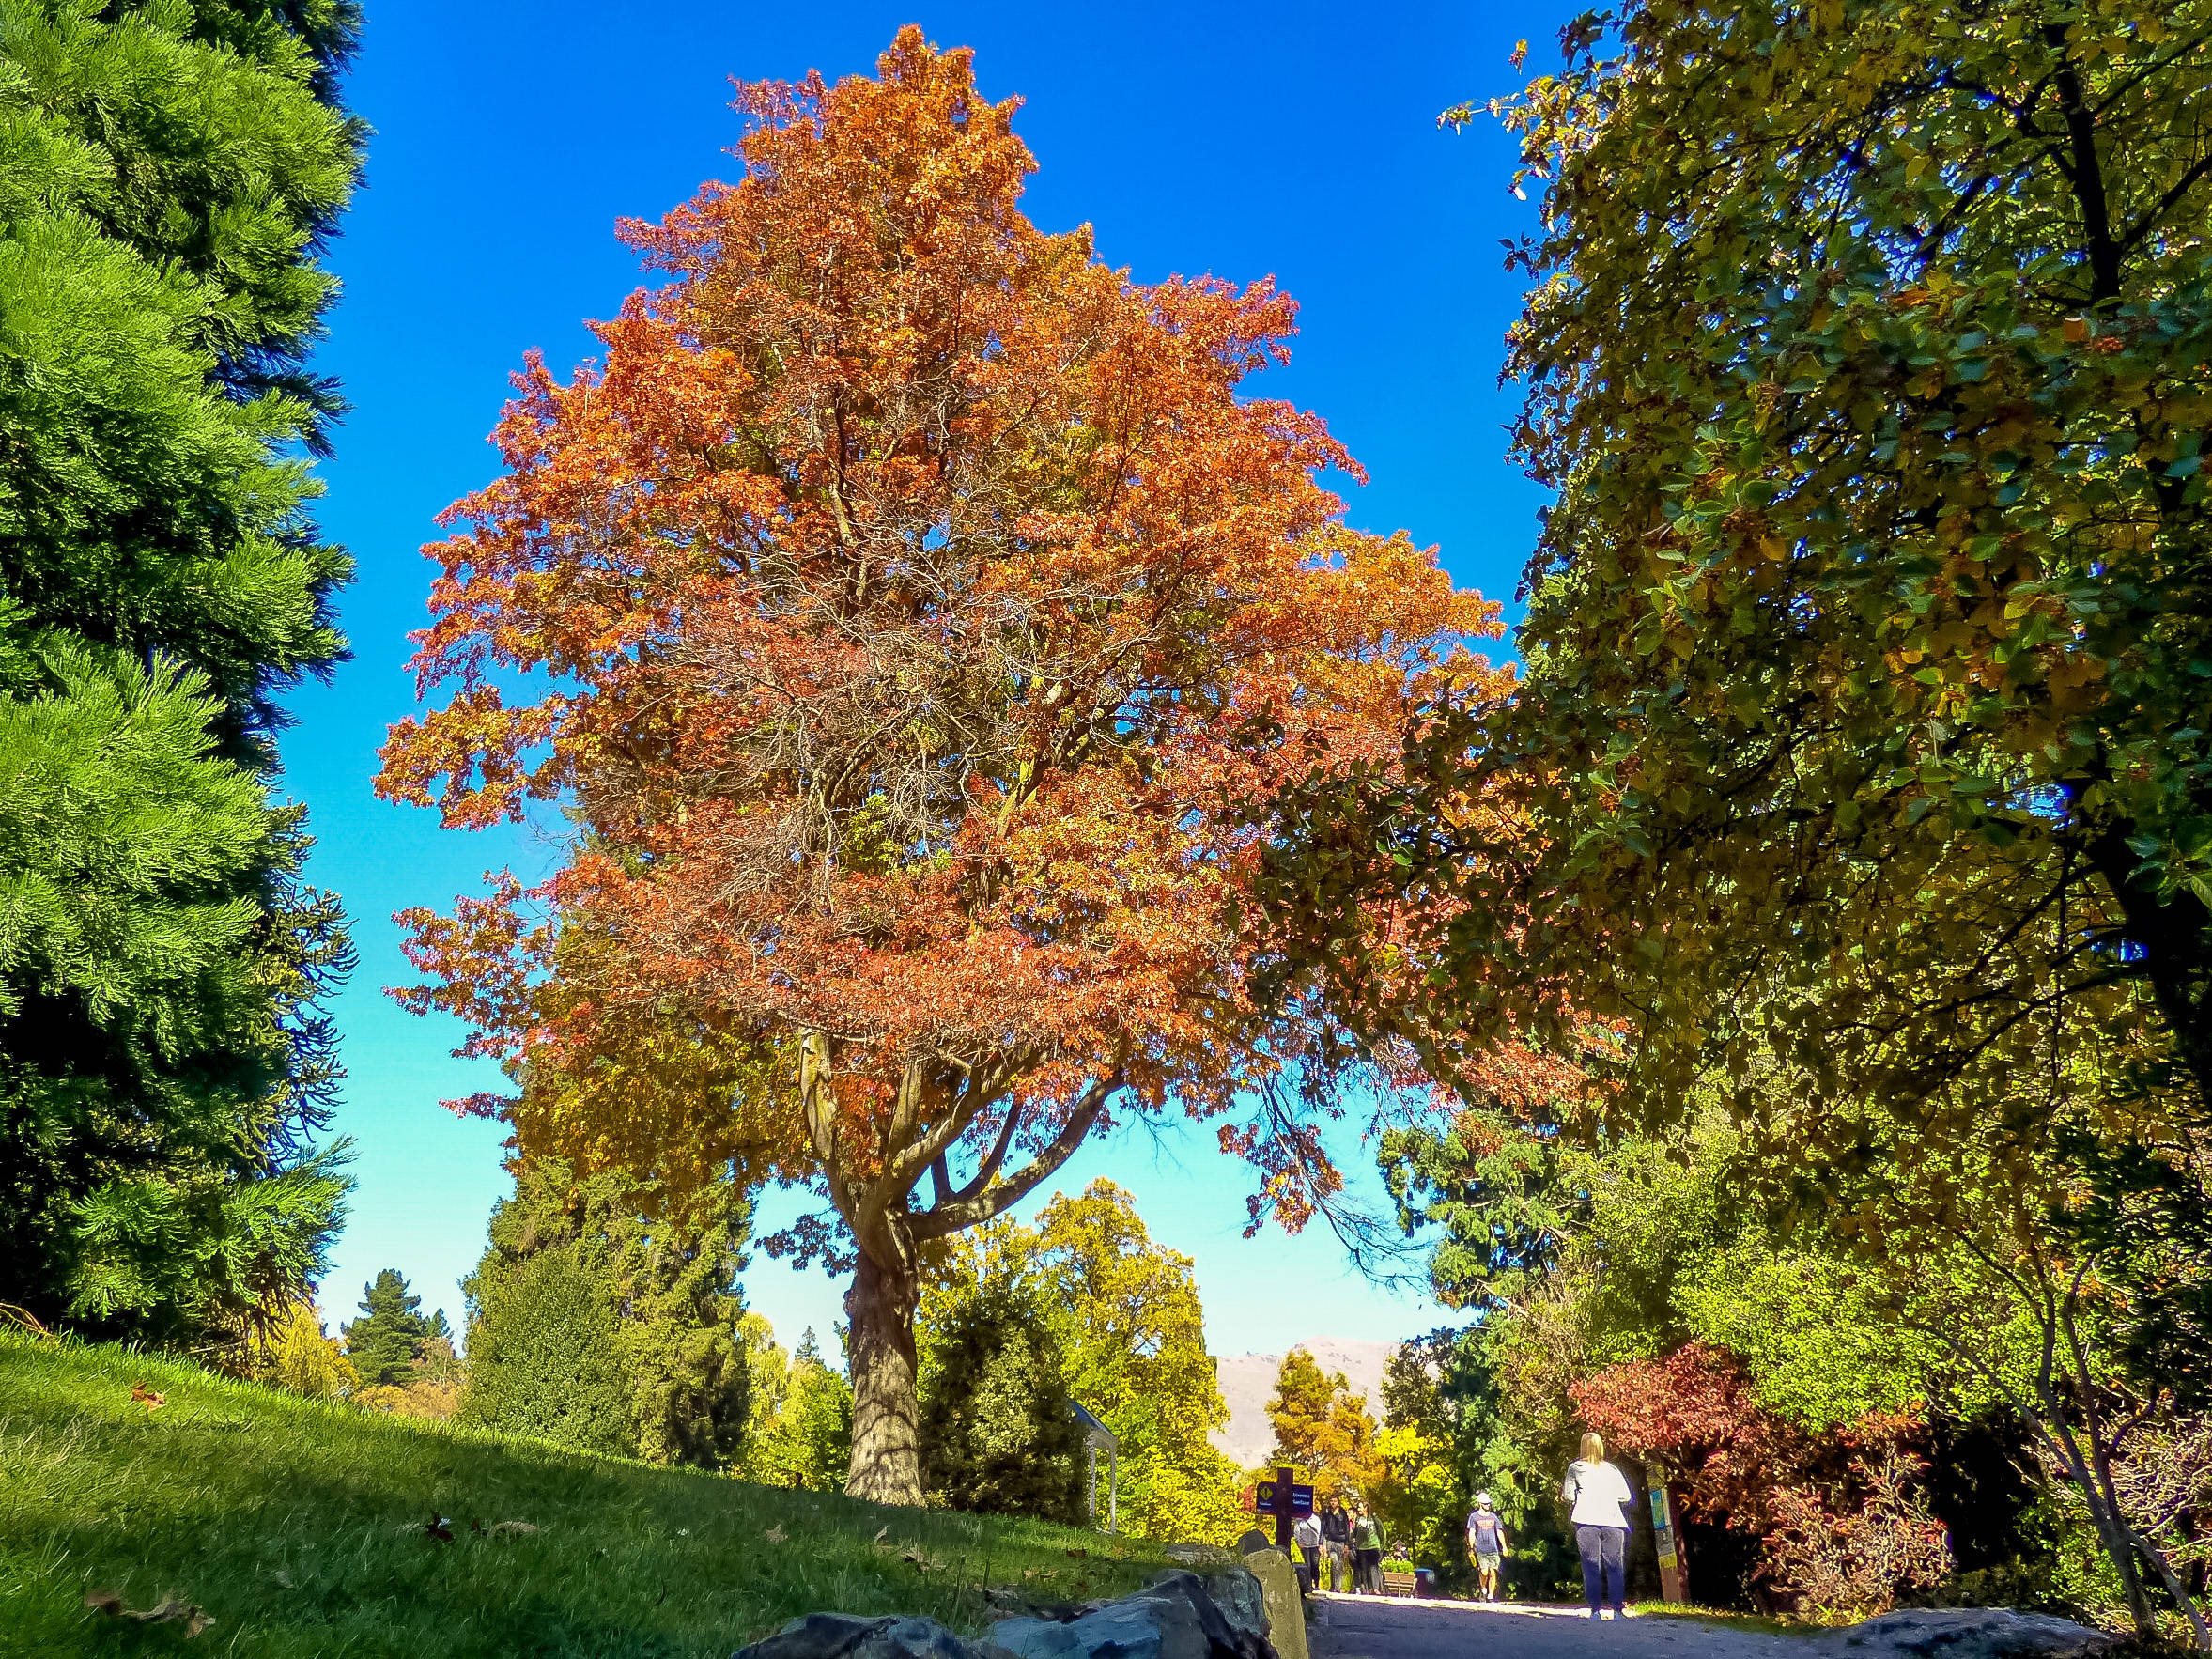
[1650,1481,1687,1603]
[1275,1463,1292,1552]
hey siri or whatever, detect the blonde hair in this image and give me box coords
[1580,1431,1605,1463]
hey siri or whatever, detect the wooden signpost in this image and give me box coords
[1251,1464,1314,1552]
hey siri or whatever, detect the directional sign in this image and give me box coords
[1253,1481,1316,1519]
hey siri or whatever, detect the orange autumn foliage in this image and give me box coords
[377,27,1504,1502]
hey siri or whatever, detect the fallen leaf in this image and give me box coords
[130,1382,165,1413]
[765,1526,787,1544]
[1064,1547,1089,1559]
[488,1521,537,1537]
[85,1589,212,1637]
[425,1515,455,1543]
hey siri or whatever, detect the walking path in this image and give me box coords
[1309,1594,1804,1659]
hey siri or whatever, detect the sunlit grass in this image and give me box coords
[0,1329,1170,1657]
[1629,1599,1802,1636]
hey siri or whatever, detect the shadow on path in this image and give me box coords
[1309,1593,1804,1659]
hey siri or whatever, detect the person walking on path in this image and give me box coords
[1562,1432,1634,1621]
[1466,1491,1510,1603]
[1321,1497,1352,1592]
[1350,1503,1385,1596]
[1292,1511,1323,1595]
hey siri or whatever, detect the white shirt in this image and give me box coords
[1561,1459,1632,1528]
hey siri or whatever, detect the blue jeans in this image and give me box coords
[1577,1524,1626,1614]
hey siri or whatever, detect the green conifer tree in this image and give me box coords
[0,0,364,1342]
[340,1268,431,1388]
[459,1158,752,1468]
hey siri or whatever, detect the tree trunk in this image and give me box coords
[844,1242,924,1506]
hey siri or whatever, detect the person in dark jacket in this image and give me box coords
[1320,1499,1352,1592]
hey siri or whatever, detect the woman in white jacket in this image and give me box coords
[1561,1432,1633,1620]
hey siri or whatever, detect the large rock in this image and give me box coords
[990,1569,1269,1659]
[1234,1549,1305,1659]
[1812,1610,2116,1659]
[734,1612,1013,1659]
[1193,1568,1268,1649]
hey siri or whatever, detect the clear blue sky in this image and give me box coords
[293,2,1574,1357]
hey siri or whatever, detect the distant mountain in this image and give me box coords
[1208,1336,1398,1471]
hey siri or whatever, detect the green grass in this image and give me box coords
[0,1330,1175,1658]
[1628,1600,1804,1636]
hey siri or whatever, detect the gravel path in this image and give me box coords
[1309,1593,1805,1659]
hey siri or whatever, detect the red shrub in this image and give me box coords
[1572,1347,1951,1617]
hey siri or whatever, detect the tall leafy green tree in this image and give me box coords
[1264,1348,1383,1505]
[1263,0,2212,1162]
[738,1323,855,1492]
[0,0,364,1341]
[1030,1182,1245,1543]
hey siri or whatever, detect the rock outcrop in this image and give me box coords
[1163,1543,1232,1567]
[1234,1549,1305,1659]
[733,1611,1011,1659]
[738,1563,1279,1659]
[1813,1609,2118,1659]
[989,1567,1272,1659]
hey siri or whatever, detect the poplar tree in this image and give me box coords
[0,0,364,1341]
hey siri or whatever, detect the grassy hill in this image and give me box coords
[0,1329,1173,1658]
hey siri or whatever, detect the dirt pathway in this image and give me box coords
[1309,1593,1804,1659]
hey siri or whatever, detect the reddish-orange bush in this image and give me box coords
[1574,1344,1949,1614]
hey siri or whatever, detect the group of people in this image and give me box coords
[1289,1496,1387,1595]
[1279,1431,1639,1620]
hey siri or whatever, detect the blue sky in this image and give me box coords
[293,2,1571,1359]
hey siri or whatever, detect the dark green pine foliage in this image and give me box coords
[0,0,363,1342]
[461,1159,753,1469]
[340,1268,431,1388]
[918,1279,1084,1523]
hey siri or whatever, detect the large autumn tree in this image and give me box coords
[379,29,1497,1504]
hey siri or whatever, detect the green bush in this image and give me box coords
[458,1158,750,1467]
[460,1243,632,1456]
[919,1279,1082,1522]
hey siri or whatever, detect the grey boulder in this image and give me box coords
[1813,1610,2116,1659]
[1190,1567,1268,1647]
[734,1612,1013,1659]
[991,1569,1269,1659]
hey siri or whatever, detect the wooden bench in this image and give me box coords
[1381,1569,1418,1599]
